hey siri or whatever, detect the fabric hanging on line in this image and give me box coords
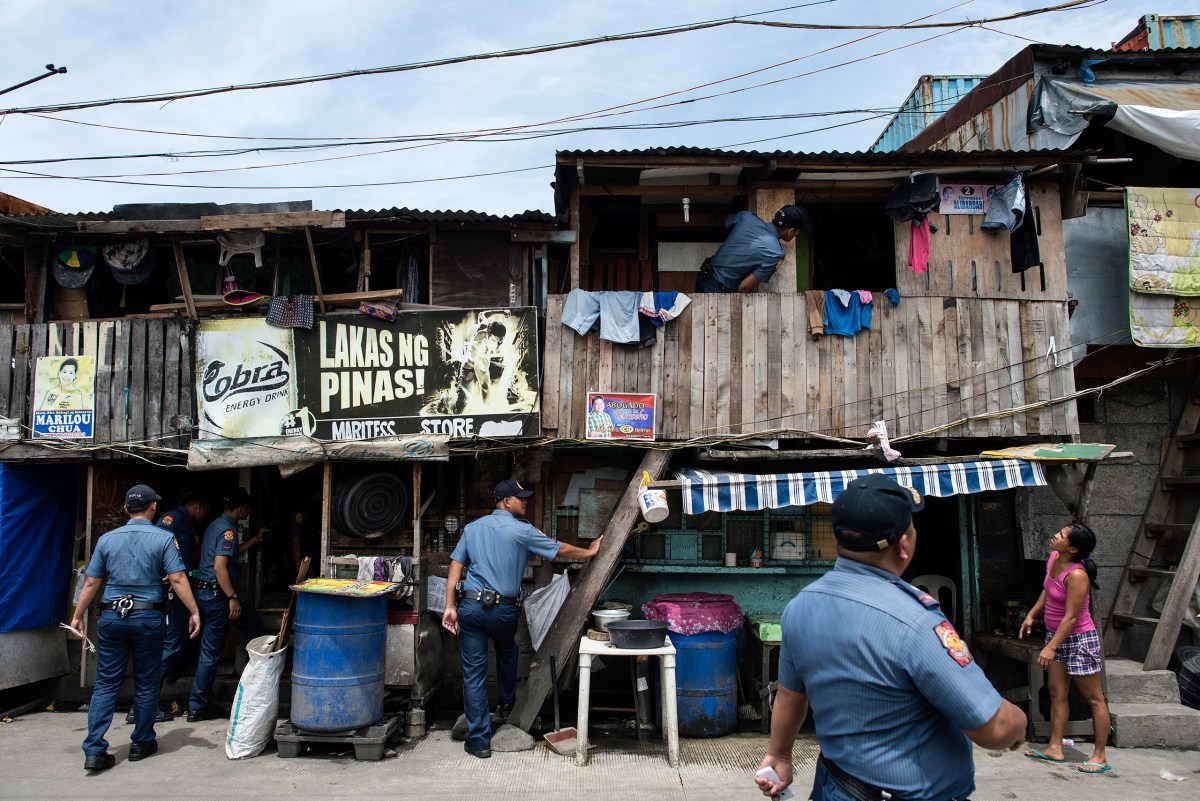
[266,295,315,329]
[855,289,873,304]
[885,173,941,222]
[908,217,931,273]
[823,290,872,337]
[830,289,852,307]
[563,288,687,345]
[981,174,1026,232]
[804,290,826,335]
[1010,180,1042,273]
[885,288,901,307]
[638,291,691,328]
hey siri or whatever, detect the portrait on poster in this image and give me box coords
[938,184,1003,215]
[32,355,96,439]
[585,392,656,441]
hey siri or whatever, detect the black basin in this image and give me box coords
[605,620,669,649]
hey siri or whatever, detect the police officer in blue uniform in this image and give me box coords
[697,205,810,293]
[186,487,267,722]
[442,479,604,759]
[155,493,211,682]
[756,475,1027,801]
[70,484,200,772]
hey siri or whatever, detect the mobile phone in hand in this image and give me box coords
[755,767,796,800]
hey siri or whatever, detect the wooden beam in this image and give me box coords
[578,185,744,197]
[508,448,672,732]
[320,462,333,578]
[304,226,327,313]
[200,211,345,230]
[147,287,404,314]
[79,220,203,234]
[1144,514,1200,670]
[568,185,581,290]
[171,238,197,320]
[510,230,577,244]
[23,239,48,324]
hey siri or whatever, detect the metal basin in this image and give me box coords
[604,620,669,649]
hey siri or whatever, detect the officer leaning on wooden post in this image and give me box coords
[69,484,201,772]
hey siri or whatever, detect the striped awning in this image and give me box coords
[679,459,1047,514]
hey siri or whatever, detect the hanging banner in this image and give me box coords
[938,184,1004,215]
[585,392,656,441]
[32,355,96,439]
[293,307,540,440]
[195,319,298,439]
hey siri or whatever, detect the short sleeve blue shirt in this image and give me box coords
[196,513,241,584]
[86,518,186,603]
[450,509,562,597]
[777,559,1001,801]
[155,507,196,571]
[709,211,784,287]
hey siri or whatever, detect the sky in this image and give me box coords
[0,0,1183,215]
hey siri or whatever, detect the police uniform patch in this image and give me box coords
[294,512,304,524]
[173,537,181,552]
[160,514,175,527]
[917,592,937,607]
[935,621,971,667]
[223,529,235,542]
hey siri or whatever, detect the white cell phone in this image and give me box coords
[755,766,796,800]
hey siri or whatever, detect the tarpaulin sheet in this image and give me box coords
[0,464,77,633]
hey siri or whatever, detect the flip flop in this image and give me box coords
[1078,762,1112,774]
[1024,748,1066,763]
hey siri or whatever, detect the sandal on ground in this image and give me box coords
[1024,748,1066,763]
[1077,762,1112,774]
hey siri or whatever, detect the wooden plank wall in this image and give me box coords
[896,184,1068,302]
[543,294,1077,441]
[0,318,192,455]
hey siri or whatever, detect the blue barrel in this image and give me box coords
[673,630,737,737]
[291,590,387,732]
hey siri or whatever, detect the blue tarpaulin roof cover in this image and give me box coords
[679,459,1047,514]
[0,464,76,633]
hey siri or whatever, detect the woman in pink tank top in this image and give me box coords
[1019,523,1111,773]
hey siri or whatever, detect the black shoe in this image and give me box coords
[126,708,173,724]
[127,740,158,762]
[464,742,492,759]
[84,752,115,772]
[494,704,513,723]
[185,707,225,723]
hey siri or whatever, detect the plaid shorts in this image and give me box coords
[1046,628,1103,676]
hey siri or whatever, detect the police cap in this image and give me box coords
[831,474,924,551]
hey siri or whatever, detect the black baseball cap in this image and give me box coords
[223,486,252,510]
[493,479,535,503]
[125,484,161,512]
[831,474,924,552]
[773,205,812,233]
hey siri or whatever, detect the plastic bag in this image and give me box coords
[225,634,287,759]
[524,571,570,652]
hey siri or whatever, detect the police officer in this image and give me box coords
[155,493,211,684]
[697,205,810,293]
[186,487,267,722]
[755,475,1027,801]
[441,479,604,759]
[69,484,200,772]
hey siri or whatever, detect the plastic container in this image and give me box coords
[291,590,387,732]
[673,630,737,737]
[638,489,670,523]
[592,609,630,632]
[605,620,669,649]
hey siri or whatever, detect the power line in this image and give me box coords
[0,1,1097,116]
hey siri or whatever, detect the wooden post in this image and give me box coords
[359,230,371,293]
[171,238,198,320]
[1144,517,1200,670]
[320,461,333,577]
[507,448,672,732]
[748,185,798,293]
[304,226,327,314]
[80,464,94,688]
[24,239,48,324]
[568,185,581,289]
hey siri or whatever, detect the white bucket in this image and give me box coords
[638,489,669,523]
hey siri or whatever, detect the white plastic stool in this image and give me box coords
[576,635,679,767]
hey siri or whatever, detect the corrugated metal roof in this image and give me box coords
[871,76,988,153]
[557,147,1093,164]
[1115,14,1200,51]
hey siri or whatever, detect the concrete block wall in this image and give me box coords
[1019,375,1189,643]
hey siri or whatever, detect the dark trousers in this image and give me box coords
[160,593,191,679]
[83,610,164,756]
[188,590,228,713]
[458,599,519,749]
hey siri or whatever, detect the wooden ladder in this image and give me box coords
[1105,367,1200,669]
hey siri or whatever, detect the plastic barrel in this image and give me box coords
[291,591,387,732]
[673,630,737,737]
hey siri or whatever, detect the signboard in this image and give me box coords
[196,308,540,442]
[196,319,298,439]
[585,392,656,441]
[938,184,1003,215]
[32,356,96,439]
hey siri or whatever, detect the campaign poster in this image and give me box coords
[293,308,541,441]
[195,319,298,439]
[938,184,1003,215]
[32,355,96,439]
[585,392,656,441]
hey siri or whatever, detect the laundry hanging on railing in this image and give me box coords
[562,288,691,345]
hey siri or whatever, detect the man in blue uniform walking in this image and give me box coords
[442,479,604,759]
[70,484,200,771]
[756,475,1026,801]
[187,487,267,722]
[697,205,810,293]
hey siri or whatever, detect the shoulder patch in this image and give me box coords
[294,512,304,524]
[223,529,236,542]
[917,592,938,608]
[935,621,972,667]
[159,514,175,527]
[173,537,181,552]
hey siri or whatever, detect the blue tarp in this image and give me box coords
[0,464,77,633]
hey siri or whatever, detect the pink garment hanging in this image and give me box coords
[908,217,931,273]
[855,289,873,304]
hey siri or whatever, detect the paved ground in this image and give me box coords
[2,710,1198,800]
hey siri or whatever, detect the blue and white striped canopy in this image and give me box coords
[679,459,1047,514]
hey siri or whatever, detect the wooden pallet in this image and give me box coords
[275,714,401,760]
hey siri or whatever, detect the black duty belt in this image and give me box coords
[699,261,736,293]
[104,597,166,617]
[193,579,223,593]
[820,755,911,801]
[461,591,521,607]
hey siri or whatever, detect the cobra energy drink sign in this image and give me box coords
[32,355,96,439]
[195,319,298,439]
[293,308,540,440]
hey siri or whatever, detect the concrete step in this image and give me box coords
[1109,702,1200,748]
[1105,657,1181,704]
